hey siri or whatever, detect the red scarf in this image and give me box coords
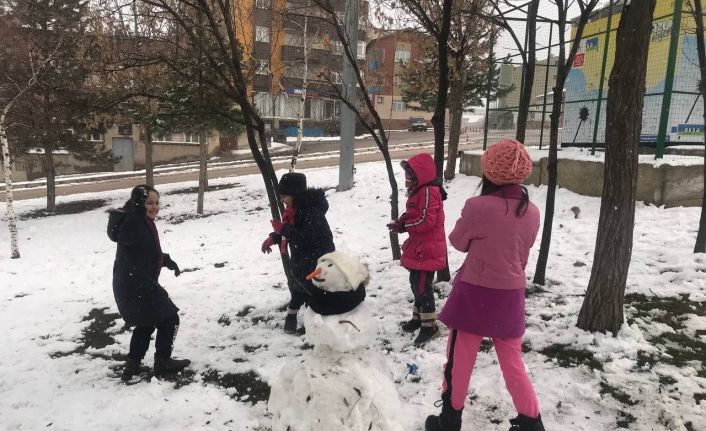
[278,206,296,254]
[145,217,163,278]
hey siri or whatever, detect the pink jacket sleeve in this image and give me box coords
[448,199,476,252]
[403,187,441,234]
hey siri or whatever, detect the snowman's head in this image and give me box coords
[307,251,369,293]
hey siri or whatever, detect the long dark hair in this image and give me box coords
[480,176,529,217]
[123,184,159,209]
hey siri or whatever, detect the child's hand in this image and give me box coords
[261,236,276,253]
[165,259,181,276]
[386,219,406,233]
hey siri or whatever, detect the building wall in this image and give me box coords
[368,31,447,131]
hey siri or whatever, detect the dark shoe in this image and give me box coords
[425,394,462,431]
[154,356,191,377]
[284,313,298,334]
[414,324,440,346]
[401,318,421,333]
[121,358,150,382]
[509,414,545,431]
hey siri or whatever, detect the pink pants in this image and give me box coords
[440,329,540,418]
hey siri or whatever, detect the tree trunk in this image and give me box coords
[533,1,598,286]
[1,117,20,258]
[431,0,454,178]
[577,0,656,334]
[197,132,207,215]
[43,144,56,213]
[144,124,154,187]
[693,0,706,253]
[444,77,465,181]
[533,83,563,285]
[515,0,539,143]
[291,4,308,172]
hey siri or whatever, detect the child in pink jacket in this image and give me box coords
[387,152,447,346]
[425,139,544,431]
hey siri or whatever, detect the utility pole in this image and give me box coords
[339,0,358,191]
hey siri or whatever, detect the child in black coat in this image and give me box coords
[261,172,336,333]
[107,185,191,381]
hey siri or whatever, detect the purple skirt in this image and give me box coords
[438,275,526,339]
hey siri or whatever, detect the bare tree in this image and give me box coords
[474,0,538,143]
[0,23,60,258]
[533,0,599,285]
[136,0,295,280]
[687,0,706,253]
[577,0,657,334]
[311,0,403,259]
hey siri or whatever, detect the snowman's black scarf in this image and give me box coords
[308,283,366,316]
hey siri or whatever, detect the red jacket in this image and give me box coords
[400,153,447,272]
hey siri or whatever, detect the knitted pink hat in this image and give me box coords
[481,139,533,185]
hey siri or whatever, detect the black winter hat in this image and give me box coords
[279,172,307,196]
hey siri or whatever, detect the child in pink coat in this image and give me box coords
[387,152,447,346]
[425,139,545,431]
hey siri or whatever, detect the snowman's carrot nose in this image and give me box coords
[306,267,322,280]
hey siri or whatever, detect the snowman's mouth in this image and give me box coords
[313,277,325,283]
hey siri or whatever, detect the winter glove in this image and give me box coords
[163,254,181,276]
[130,186,149,215]
[261,235,276,254]
[387,219,406,233]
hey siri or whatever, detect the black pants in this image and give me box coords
[128,314,180,361]
[288,278,312,311]
[409,269,435,313]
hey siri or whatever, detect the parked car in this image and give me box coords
[408,117,428,132]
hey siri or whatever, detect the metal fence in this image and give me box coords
[483,0,704,158]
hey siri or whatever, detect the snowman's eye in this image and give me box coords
[327,263,333,267]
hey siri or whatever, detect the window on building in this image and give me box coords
[255,26,270,43]
[357,41,366,59]
[255,0,271,8]
[255,60,269,75]
[394,49,410,63]
[285,32,303,47]
[377,96,384,104]
[117,124,133,136]
[393,75,402,86]
[331,41,344,54]
[392,100,406,112]
[88,131,103,142]
[184,133,199,143]
[153,133,172,142]
[332,71,342,84]
[254,92,274,117]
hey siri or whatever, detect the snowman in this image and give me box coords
[268,251,404,431]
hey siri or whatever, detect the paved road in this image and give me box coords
[3,130,483,201]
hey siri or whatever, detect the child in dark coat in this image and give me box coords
[261,172,336,334]
[387,153,448,346]
[107,185,191,381]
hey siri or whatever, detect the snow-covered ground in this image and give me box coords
[1,161,705,430]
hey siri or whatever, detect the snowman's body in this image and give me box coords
[269,252,404,431]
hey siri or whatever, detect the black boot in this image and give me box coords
[154,356,191,377]
[425,393,462,431]
[121,358,150,382]
[414,323,440,346]
[401,306,421,332]
[284,310,298,334]
[509,414,545,431]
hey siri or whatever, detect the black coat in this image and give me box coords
[107,209,179,327]
[273,188,336,285]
